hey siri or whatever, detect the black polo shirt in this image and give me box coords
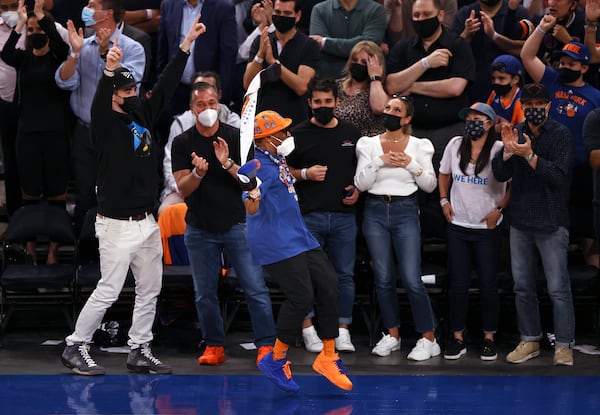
[387,29,475,129]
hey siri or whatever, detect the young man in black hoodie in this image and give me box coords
[61,15,206,376]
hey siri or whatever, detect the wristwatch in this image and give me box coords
[370,75,382,82]
[526,152,535,162]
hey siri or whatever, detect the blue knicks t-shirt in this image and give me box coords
[246,151,319,266]
[542,66,600,165]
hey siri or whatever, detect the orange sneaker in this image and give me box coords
[198,346,226,366]
[312,351,353,391]
[256,345,274,366]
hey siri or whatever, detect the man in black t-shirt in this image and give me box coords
[171,82,276,367]
[287,77,361,354]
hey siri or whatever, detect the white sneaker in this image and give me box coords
[335,328,356,352]
[302,326,323,353]
[407,338,441,361]
[371,334,401,357]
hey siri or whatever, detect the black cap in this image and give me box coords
[521,83,550,102]
[112,67,137,90]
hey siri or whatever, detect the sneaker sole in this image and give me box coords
[480,354,498,361]
[506,350,540,364]
[408,345,441,361]
[553,360,573,366]
[443,348,467,360]
[61,357,105,376]
[127,364,172,375]
[312,361,353,391]
[371,345,400,357]
[198,357,226,366]
[335,345,356,353]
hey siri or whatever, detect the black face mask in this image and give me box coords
[412,16,440,39]
[313,106,335,125]
[28,33,48,49]
[349,63,368,82]
[524,107,547,126]
[491,83,512,97]
[558,67,581,84]
[272,15,296,33]
[382,113,402,131]
[464,120,487,140]
[121,96,142,114]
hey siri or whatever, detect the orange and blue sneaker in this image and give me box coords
[257,351,299,393]
[312,351,353,391]
[256,345,273,366]
[198,346,226,366]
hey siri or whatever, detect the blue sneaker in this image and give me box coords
[257,352,300,393]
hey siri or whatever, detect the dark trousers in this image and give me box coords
[0,99,22,216]
[446,223,500,334]
[72,121,97,231]
[264,248,339,345]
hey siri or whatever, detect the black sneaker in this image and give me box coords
[480,339,497,361]
[61,343,106,376]
[443,338,467,360]
[127,344,172,374]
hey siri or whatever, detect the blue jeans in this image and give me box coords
[509,226,575,347]
[303,211,356,325]
[184,223,276,347]
[362,196,436,333]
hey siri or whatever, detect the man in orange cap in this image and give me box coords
[241,110,353,393]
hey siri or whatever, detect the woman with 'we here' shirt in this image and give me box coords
[438,102,509,363]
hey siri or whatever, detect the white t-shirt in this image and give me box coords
[439,136,507,229]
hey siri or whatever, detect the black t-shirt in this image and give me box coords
[249,30,320,126]
[583,108,600,217]
[171,123,249,232]
[288,119,360,213]
[387,29,475,129]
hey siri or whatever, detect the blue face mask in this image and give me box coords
[81,7,97,27]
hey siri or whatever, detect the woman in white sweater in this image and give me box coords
[354,96,439,361]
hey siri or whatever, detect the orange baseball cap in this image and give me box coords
[254,110,292,139]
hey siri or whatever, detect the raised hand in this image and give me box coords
[213,137,230,166]
[366,54,383,78]
[15,0,27,32]
[66,19,84,54]
[539,14,556,33]
[105,36,122,70]
[33,0,45,19]
[587,0,600,22]
[480,11,496,39]
[185,14,206,42]
[96,27,112,56]
[462,9,481,39]
[191,152,209,178]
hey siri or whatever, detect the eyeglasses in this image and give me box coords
[391,94,413,102]
[0,3,19,11]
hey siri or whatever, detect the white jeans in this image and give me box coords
[66,214,163,347]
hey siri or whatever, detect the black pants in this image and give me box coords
[264,248,339,345]
[0,99,22,216]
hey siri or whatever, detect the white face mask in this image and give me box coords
[1,11,19,28]
[271,135,296,157]
[197,108,218,127]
